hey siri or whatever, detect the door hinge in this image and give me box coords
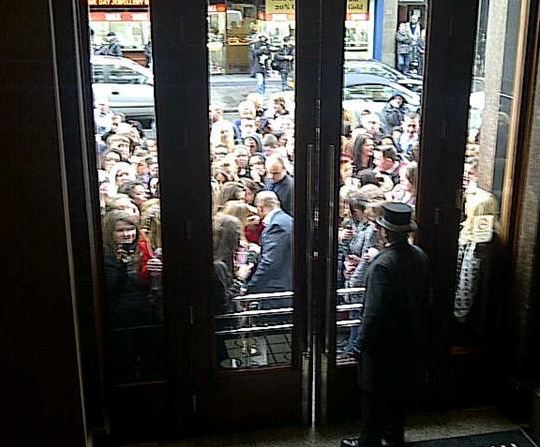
[433,207,440,226]
[313,209,319,229]
[313,251,319,261]
[192,393,197,412]
[189,305,195,325]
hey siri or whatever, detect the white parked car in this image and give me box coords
[342,73,421,123]
[91,55,155,127]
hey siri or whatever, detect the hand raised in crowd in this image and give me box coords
[343,254,361,279]
[246,214,261,227]
[146,256,163,274]
[247,242,261,255]
[340,226,355,242]
[115,245,132,263]
[236,263,255,281]
[363,247,380,262]
[250,168,262,183]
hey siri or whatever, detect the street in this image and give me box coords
[209,72,291,119]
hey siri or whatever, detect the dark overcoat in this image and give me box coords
[357,238,430,398]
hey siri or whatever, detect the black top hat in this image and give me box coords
[376,202,418,233]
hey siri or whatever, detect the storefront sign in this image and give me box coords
[208,4,226,12]
[266,0,295,14]
[89,0,149,6]
[90,11,149,21]
[347,0,369,13]
[346,0,370,21]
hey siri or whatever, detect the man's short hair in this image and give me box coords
[265,154,286,169]
[255,191,280,208]
[107,134,131,147]
[263,134,278,147]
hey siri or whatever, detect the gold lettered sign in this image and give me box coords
[347,0,369,13]
[266,0,295,14]
[88,0,149,6]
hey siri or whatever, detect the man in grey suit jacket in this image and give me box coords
[342,202,430,447]
[247,191,293,295]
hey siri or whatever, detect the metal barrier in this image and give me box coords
[231,291,294,301]
[215,323,294,336]
[215,307,294,319]
[213,288,365,336]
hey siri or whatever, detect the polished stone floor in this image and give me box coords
[126,408,519,447]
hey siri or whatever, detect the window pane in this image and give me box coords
[208,0,296,370]
[337,0,426,364]
[88,1,163,384]
[453,0,526,348]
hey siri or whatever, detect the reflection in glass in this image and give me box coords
[453,0,526,347]
[208,1,295,370]
[337,2,428,364]
[88,0,164,384]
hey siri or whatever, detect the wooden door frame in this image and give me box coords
[315,0,482,422]
[415,0,480,408]
[151,0,321,431]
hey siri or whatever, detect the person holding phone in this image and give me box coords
[102,210,162,328]
[102,210,164,382]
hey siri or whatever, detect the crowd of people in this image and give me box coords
[92,74,424,326]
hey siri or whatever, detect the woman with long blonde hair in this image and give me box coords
[454,189,502,344]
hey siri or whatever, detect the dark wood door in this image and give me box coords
[314,0,482,423]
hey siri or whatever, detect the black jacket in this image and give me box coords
[273,45,294,72]
[252,41,271,74]
[382,102,406,129]
[358,238,430,396]
[265,174,294,216]
[96,41,123,57]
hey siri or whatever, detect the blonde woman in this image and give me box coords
[454,189,502,344]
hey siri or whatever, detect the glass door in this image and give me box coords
[73,0,517,438]
[315,0,486,423]
[80,0,321,434]
[149,0,320,429]
[448,0,533,405]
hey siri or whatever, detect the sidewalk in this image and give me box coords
[210,72,282,86]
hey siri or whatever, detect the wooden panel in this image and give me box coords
[3,1,87,445]
[416,0,480,404]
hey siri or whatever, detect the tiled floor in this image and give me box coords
[126,408,519,447]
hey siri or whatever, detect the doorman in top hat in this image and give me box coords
[341,203,430,447]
